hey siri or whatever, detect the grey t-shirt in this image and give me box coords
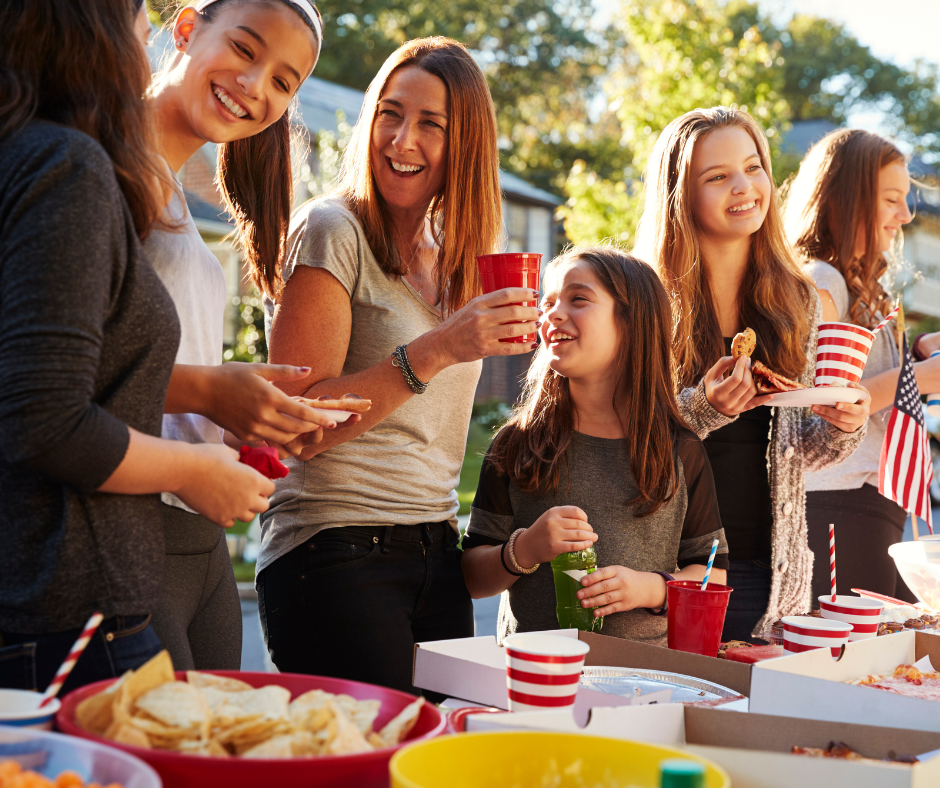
[804,261,898,491]
[464,431,728,647]
[144,170,227,513]
[257,196,482,575]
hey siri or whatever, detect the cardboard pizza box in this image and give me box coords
[466,704,940,788]
[749,630,940,732]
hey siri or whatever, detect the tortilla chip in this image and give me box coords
[211,685,291,726]
[123,650,175,707]
[177,739,230,757]
[378,698,424,745]
[368,732,387,750]
[75,672,131,735]
[110,722,152,749]
[241,730,321,759]
[135,681,210,735]
[187,671,253,693]
[332,695,381,736]
[324,701,373,755]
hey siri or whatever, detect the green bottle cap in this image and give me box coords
[660,758,705,788]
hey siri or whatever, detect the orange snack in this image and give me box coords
[0,762,122,788]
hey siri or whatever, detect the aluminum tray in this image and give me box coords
[579,666,743,704]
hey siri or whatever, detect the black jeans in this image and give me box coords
[258,522,473,697]
[721,558,773,643]
[0,614,163,694]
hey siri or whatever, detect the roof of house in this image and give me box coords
[186,191,233,235]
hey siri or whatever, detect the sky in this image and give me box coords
[757,0,940,69]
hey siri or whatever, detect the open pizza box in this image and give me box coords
[413,629,754,717]
[749,630,940,732]
[463,703,940,788]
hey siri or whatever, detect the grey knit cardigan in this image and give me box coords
[677,293,866,636]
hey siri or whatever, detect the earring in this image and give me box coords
[176,40,183,49]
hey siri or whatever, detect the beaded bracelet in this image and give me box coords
[391,344,429,394]
[507,528,540,574]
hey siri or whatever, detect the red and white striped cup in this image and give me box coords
[815,322,875,387]
[818,595,885,641]
[503,633,590,712]
[781,615,853,657]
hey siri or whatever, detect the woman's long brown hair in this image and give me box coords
[337,37,502,315]
[634,107,814,388]
[488,246,689,517]
[0,0,170,239]
[782,129,905,329]
[174,0,323,301]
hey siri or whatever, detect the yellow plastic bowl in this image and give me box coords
[389,731,730,788]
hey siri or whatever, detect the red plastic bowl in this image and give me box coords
[55,671,445,788]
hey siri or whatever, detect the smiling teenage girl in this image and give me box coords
[462,247,728,645]
[635,107,870,641]
[145,0,333,670]
[784,129,938,602]
[256,38,539,694]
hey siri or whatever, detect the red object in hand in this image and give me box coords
[239,446,289,479]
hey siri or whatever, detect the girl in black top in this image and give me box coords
[0,0,274,696]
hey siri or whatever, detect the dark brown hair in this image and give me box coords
[634,107,815,387]
[337,37,502,315]
[489,245,689,517]
[782,129,906,329]
[0,0,170,238]
[170,0,322,300]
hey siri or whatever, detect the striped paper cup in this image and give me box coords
[815,322,875,387]
[503,633,590,712]
[782,615,852,657]
[818,595,885,641]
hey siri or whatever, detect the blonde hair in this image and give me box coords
[337,37,502,315]
[782,129,905,329]
[634,106,814,387]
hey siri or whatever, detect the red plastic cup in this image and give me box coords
[666,580,732,658]
[477,253,542,343]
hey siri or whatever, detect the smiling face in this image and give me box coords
[859,160,913,256]
[539,258,620,384]
[170,2,317,144]
[689,126,772,243]
[370,66,449,217]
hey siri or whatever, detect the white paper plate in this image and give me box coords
[761,387,863,407]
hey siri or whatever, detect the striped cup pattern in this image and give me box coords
[819,595,884,641]
[782,615,852,657]
[503,633,590,712]
[815,322,875,387]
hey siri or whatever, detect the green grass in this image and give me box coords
[457,421,494,515]
[231,558,256,583]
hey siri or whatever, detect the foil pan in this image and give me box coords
[579,667,743,704]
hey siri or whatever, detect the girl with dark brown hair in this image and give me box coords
[462,246,728,645]
[784,129,938,602]
[257,38,537,693]
[145,0,338,671]
[0,0,274,695]
[635,107,870,641]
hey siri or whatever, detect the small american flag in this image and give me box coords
[879,335,934,534]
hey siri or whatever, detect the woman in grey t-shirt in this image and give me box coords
[785,128,940,601]
[257,39,540,695]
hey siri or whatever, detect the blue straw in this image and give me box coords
[701,539,719,590]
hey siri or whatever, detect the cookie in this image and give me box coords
[731,327,756,358]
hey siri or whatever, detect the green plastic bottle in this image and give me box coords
[550,546,603,632]
[659,759,705,788]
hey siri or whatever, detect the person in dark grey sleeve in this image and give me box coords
[462,246,728,646]
[0,0,275,696]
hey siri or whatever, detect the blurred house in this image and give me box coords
[782,119,940,322]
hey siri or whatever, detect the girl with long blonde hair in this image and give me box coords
[257,37,538,693]
[634,106,870,640]
[784,128,938,602]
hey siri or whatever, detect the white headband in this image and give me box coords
[194,0,322,44]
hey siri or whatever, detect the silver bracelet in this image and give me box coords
[507,528,540,574]
[391,344,429,394]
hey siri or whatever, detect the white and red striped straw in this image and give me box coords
[871,302,901,336]
[829,523,836,603]
[39,612,103,707]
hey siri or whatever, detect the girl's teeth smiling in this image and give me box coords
[551,332,576,342]
[213,86,248,119]
[389,158,424,174]
[728,200,756,214]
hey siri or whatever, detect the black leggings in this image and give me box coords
[257,522,473,697]
[807,484,915,604]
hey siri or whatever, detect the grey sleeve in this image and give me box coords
[0,136,130,492]
[805,261,849,320]
[287,199,363,296]
[677,379,736,440]
[465,451,516,545]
